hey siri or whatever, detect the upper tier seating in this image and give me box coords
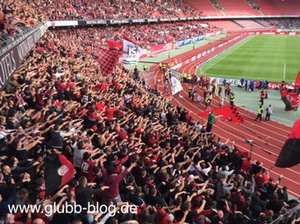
[183,0,225,16]
[253,0,300,15]
[208,20,244,30]
[233,19,266,29]
[217,0,261,15]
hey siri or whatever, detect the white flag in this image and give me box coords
[123,36,142,63]
[171,77,183,95]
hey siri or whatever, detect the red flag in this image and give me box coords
[289,119,300,139]
[107,40,123,50]
[199,105,244,123]
[199,109,212,118]
[44,153,74,197]
[275,119,300,168]
[123,34,138,44]
[294,70,300,87]
[96,48,123,75]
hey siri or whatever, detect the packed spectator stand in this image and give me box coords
[1,0,300,224]
[1,28,299,224]
[0,1,43,49]
[31,0,199,21]
[46,22,217,51]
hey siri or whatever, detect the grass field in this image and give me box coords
[196,35,300,82]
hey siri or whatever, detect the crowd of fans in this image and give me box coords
[1,0,299,50]
[0,0,202,50]
[47,21,217,51]
[0,0,43,49]
[29,0,200,21]
[271,19,300,29]
[1,1,300,224]
[0,26,299,224]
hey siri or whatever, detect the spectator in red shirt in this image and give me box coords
[86,107,102,129]
[55,77,66,101]
[80,152,100,182]
[114,125,128,141]
[241,156,251,173]
[254,168,269,188]
[105,104,118,121]
[34,87,51,110]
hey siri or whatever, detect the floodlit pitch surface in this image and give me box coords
[197,35,300,82]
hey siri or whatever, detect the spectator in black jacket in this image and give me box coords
[0,174,16,218]
[75,176,109,224]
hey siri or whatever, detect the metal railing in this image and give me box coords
[0,23,39,53]
[270,203,300,224]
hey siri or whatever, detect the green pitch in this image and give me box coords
[196,35,300,82]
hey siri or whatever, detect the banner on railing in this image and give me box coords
[150,42,174,55]
[175,35,205,47]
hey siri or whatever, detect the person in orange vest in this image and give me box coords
[260,88,266,105]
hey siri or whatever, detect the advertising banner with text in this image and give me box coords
[175,35,205,47]
[150,42,174,55]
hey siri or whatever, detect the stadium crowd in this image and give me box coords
[1,1,300,224]
[49,21,217,50]
[0,0,42,48]
[0,0,202,49]
[0,26,299,224]
[273,19,300,29]
[30,0,199,21]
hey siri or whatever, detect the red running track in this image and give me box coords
[150,38,300,198]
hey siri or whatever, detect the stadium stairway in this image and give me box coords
[183,0,224,16]
[218,0,261,16]
[231,20,245,29]
[233,19,265,29]
[253,19,267,28]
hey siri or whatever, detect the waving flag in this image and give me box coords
[96,48,123,75]
[171,76,183,95]
[123,35,142,64]
[199,105,244,123]
[44,153,74,197]
[295,70,300,87]
[281,71,300,111]
[275,119,300,168]
[107,40,123,50]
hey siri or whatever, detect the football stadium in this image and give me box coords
[0,0,300,223]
